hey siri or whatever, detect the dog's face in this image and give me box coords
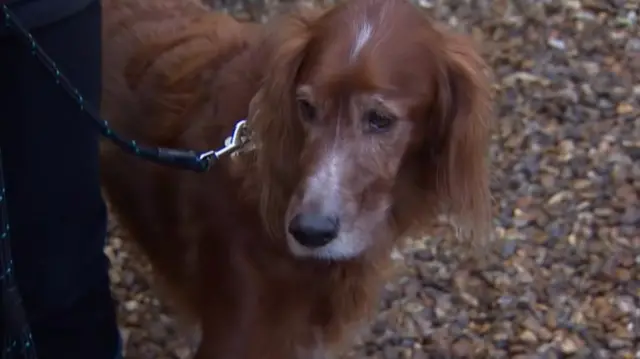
[283,25,426,260]
[250,0,492,260]
[284,84,415,259]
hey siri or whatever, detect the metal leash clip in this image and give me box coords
[198,119,250,166]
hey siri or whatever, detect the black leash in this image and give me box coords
[1,4,250,358]
[0,149,36,359]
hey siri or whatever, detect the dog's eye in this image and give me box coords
[365,111,395,133]
[298,99,316,122]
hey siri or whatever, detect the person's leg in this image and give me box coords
[0,2,121,359]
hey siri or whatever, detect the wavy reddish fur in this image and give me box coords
[100,0,493,358]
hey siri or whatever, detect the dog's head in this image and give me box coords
[246,0,492,260]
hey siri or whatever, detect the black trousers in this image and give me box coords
[0,2,120,359]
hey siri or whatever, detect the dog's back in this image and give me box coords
[100,0,263,319]
[101,0,257,143]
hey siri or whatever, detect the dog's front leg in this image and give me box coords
[192,282,257,359]
[194,296,303,359]
[191,242,264,359]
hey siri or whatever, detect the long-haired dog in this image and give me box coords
[100,0,493,357]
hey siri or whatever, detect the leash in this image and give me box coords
[1,4,251,358]
[0,150,36,359]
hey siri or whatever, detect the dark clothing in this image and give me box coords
[0,1,121,359]
[0,0,96,37]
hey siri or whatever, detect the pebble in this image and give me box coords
[560,338,579,355]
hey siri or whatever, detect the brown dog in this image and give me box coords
[100,0,493,357]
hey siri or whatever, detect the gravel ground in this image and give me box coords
[105,0,640,358]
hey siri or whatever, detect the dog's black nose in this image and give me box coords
[288,213,340,248]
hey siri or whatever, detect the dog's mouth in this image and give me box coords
[283,191,394,260]
[282,208,364,260]
[285,230,369,261]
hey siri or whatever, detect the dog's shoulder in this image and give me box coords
[102,0,254,143]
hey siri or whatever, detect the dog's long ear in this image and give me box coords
[396,29,493,243]
[433,32,493,243]
[245,8,323,238]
